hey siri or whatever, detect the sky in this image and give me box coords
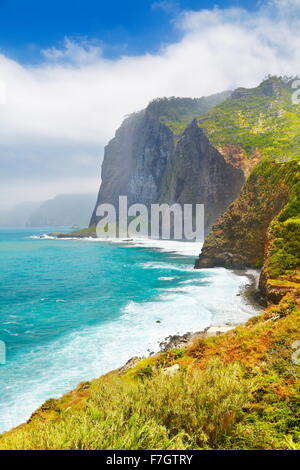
[0,0,300,207]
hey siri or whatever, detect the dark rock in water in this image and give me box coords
[159,325,236,352]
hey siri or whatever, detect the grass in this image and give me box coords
[261,163,300,300]
[0,361,255,450]
[1,294,299,450]
[197,78,300,163]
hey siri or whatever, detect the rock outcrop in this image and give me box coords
[195,159,300,304]
[90,109,174,220]
[195,162,292,269]
[90,94,244,235]
[160,120,244,232]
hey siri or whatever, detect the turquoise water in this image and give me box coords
[0,228,259,433]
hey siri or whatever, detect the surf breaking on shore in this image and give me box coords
[1,234,261,434]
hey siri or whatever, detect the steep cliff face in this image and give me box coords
[259,164,300,302]
[90,92,243,233]
[195,160,300,303]
[160,120,244,232]
[193,77,300,302]
[90,108,174,225]
[195,161,292,269]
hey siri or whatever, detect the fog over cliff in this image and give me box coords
[0,194,96,227]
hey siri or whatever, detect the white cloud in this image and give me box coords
[151,1,180,15]
[41,37,104,65]
[0,0,300,206]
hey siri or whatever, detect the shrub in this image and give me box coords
[0,359,252,450]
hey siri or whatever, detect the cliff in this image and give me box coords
[195,77,300,303]
[198,76,300,165]
[89,91,244,234]
[195,161,295,269]
[1,78,300,451]
[90,77,300,237]
[27,194,96,227]
[159,120,244,231]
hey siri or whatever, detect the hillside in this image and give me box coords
[195,78,300,303]
[89,77,300,235]
[1,168,299,451]
[0,291,299,450]
[27,194,96,227]
[2,77,299,450]
[197,77,300,169]
[0,202,41,227]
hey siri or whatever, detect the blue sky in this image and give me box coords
[0,0,258,63]
[0,0,299,206]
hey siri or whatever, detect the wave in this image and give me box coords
[34,233,202,257]
[0,233,261,434]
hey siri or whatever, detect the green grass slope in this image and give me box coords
[0,293,299,450]
[198,77,300,165]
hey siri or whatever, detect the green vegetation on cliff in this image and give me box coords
[0,293,299,450]
[259,163,300,301]
[149,91,231,135]
[160,77,300,166]
[196,160,298,267]
[198,77,300,163]
[196,158,300,302]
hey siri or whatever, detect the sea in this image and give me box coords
[0,227,260,433]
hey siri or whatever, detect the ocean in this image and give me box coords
[0,228,260,433]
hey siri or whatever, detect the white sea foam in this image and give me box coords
[33,231,203,257]
[139,261,193,271]
[158,277,176,281]
[29,234,56,239]
[0,263,261,433]
[1,235,261,433]
[118,238,202,257]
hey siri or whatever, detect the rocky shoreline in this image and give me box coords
[118,324,243,375]
[118,267,263,374]
[45,232,264,374]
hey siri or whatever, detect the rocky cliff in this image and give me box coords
[89,91,244,234]
[195,159,300,304]
[2,78,300,451]
[159,120,244,231]
[90,77,300,239]
[195,77,300,303]
[195,161,293,269]
[90,108,174,215]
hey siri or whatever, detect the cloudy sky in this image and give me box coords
[0,0,300,207]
